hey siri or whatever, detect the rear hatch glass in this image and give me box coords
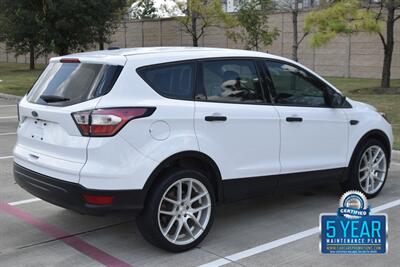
[27,62,123,107]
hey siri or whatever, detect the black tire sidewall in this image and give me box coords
[138,169,215,252]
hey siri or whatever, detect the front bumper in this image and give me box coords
[14,163,146,215]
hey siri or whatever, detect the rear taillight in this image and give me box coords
[72,107,155,137]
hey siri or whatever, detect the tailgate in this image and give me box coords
[14,97,101,183]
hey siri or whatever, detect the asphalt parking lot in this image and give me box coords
[0,98,400,267]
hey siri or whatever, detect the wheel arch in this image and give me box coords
[142,151,223,203]
[349,129,392,167]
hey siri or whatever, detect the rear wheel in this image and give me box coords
[341,139,389,198]
[137,169,215,252]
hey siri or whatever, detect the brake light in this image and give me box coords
[72,107,155,137]
[60,58,80,63]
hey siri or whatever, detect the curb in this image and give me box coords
[0,93,22,103]
[393,150,400,163]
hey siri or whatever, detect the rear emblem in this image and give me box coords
[32,111,38,117]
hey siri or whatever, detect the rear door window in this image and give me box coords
[27,62,123,106]
[199,59,265,104]
[137,62,195,100]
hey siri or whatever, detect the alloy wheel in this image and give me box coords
[358,145,387,194]
[157,178,211,245]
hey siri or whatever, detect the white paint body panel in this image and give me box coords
[276,106,349,173]
[194,102,281,179]
[14,47,393,191]
[344,99,393,162]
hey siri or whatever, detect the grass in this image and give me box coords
[0,62,44,96]
[0,62,399,149]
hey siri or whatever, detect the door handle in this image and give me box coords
[205,115,227,122]
[286,117,303,122]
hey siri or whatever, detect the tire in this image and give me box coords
[341,138,389,198]
[137,169,215,252]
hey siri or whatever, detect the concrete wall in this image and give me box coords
[1,11,399,79]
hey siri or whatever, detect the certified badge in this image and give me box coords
[320,191,387,254]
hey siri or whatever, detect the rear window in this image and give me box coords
[27,62,123,106]
[137,62,195,100]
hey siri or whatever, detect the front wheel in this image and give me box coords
[341,139,389,198]
[137,169,215,252]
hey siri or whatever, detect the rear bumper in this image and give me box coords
[14,163,146,215]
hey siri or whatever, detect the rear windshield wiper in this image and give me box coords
[40,95,70,103]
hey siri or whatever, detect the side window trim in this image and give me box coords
[195,61,207,101]
[255,59,274,104]
[194,57,271,105]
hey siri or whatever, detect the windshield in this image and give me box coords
[27,62,123,106]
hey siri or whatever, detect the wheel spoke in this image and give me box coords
[366,176,371,191]
[177,181,183,202]
[375,168,386,173]
[186,180,193,201]
[192,204,210,214]
[359,173,368,182]
[173,220,184,242]
[163,216,177,235]
[190,192,207,204]
[359,166,368,173]
[183,220,195,239]
[371,149,381,163]
[368,148,373,162]
[373,174,384,183]
[164,197,179,205]
[374,154,385,166]
[160,210,176,216]
[370,174,375,190]
[362,156,368,166]
[187,213,204,230]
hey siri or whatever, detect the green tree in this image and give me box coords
[0,0,46,70]
[228,0,279,51]
[131,0,158,19]
[44,0,128,55]
[176,0,234,47]
[90,0,128,50]
[305,0,399,88]
[276,0,319,61]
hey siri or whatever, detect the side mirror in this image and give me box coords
[328,93,346,108]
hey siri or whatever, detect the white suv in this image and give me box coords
[14,47,393,251]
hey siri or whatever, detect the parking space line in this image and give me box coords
[9,198,41,206]
[0,202,133,267]
[0,156,13,160]
[0,132,17,136]
[0,116,17,120]
[198,198,400,267]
